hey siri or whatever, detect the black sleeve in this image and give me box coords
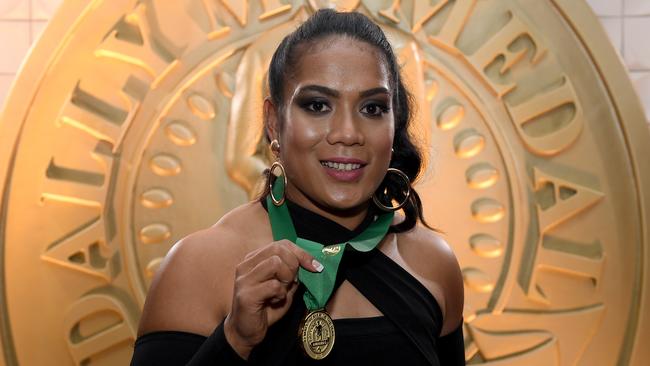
[130,321,248,365]
[437,322,466,365]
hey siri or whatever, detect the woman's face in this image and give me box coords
[268,36,394,218]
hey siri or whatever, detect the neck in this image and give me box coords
[284,186,370,231]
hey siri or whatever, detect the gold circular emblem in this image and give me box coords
[0,0,649,365]
[301,310,336,360]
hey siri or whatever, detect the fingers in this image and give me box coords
[226,241,321,356]
[282,240,324,273]
[238,240,323,277]
[268,279,299,306]
[232,240,326,313]
[245,255,296,284]
[240,240,297,273]
[244,278,294,305]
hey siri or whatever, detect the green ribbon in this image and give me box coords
[266,177,393,311]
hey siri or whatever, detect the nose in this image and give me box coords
[326,107,365,146]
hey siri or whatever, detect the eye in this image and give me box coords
[301,100,331,114]
[361,102,389,117]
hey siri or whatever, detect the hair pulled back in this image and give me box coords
[266,9,431,233]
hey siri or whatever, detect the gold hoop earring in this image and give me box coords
[270,139,280,156]
[372,168,411,212]
[269,161,287,206]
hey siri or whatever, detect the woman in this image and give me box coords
[131,9,465,365]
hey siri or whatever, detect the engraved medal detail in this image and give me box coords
[301,310,336,360]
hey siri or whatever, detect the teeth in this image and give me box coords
[321,161,362,171]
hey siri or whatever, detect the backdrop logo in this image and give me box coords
[0,0,648,365]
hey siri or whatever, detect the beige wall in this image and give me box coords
[587,0,650,125]
[0,0,60,107]
[0,0,649,126]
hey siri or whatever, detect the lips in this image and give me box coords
[319,158,367,182]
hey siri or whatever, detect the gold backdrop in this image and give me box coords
[0,0,649,365]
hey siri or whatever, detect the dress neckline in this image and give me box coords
[260,197,379,245]
[254,197,445,366]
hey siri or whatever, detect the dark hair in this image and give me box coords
[264,9,432,233]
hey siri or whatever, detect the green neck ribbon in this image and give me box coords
[266,178,394,311]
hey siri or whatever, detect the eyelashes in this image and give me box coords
[299,99,331,113]
[297,99,390,117]
[360,103,390,117]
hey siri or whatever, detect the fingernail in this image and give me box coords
[312,259,324,272]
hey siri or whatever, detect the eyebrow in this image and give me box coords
[359,87,390,98]
[296,85,390,98]
[298,85,339,97]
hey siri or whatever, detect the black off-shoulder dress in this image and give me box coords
[131,200,465,365]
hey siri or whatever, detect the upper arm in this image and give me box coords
[432,235,464,335]
[402,228,464,336]
[136,228,239,337]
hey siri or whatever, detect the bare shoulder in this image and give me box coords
[137,201,270,337]
[395,224,464,335]
[398,225,460,278]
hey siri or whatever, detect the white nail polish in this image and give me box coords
[312,259,324,272]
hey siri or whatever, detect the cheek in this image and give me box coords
[279,119,324,178]
[381,129,394,150]
[371,125,395,160]
[283,129,321,158]
[282,111,324,150]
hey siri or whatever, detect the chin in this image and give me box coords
[319,190,370,212]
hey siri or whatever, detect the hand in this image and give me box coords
[224,240,323,359]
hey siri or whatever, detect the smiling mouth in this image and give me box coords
[320,161,364,171]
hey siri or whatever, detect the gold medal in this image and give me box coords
[300,309,336,360]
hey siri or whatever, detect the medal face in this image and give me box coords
[301,310,336,360]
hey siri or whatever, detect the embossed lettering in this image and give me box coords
[220,0,248,26]
[416,0,478,51]
[41,127,116,280]
[41,138,112,208]
[258,0,291,20]
[59,75,146,147]
[63,293,136,365]
[378,0,401,24]
[470,304,604,365]
[201,0,291,33]
[96,3,181,83]
[468,13,547,97]
[507,76,584,156]
[41,217,115,282]
[522,167,604,304]
[200,0,232,39]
